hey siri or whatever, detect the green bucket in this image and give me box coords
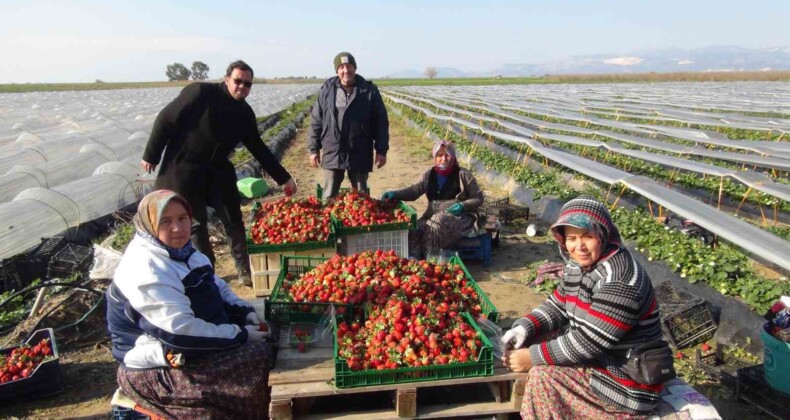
[761,323,790,395]
[237,177,269,198]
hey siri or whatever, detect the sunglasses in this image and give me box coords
[232,78,253,88]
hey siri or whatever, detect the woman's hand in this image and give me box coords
[246,312,261,325]
[502,348,534,373]
[244,325,269,342]
[502,325,528,349]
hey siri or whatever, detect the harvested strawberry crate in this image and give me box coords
[330,201,417,236]
[246,200,336,296]
[0,328,63,401]
[266,255,357,325]
[333,312,494,388]
[246,201,335,254]
[267,254,499,325]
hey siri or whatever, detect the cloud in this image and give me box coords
[603,57,645,66]
[677,59,694,65]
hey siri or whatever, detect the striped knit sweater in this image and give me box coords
[515,247,664,413]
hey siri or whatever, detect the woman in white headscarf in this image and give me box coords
[381,140,484,259]
[106,189,273,419]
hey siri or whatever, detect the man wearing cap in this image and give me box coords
[308,52,389,199]
[140,60,298,287]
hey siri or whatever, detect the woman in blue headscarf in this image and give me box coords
[381,140,484,259]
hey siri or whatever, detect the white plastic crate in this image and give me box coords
[249,247,336,297]
[337,229,409,257]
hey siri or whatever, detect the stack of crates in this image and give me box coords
[451,231,493,267]
[318,184,417,258]
[246,201,336,297]
[334,202,415,257]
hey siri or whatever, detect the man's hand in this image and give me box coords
[502,348,534,373]
[284,178,298,196]
[375,154,387,169]
[310,153,321,168]
[140,160,157,174]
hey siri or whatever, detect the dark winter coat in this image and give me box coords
[142,82,291,201]
[307,75,389,172]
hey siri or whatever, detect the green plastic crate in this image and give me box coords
[330,202,417,236]
[266,255,499,325]
[246,201,335,254]
[448,256,499,323]
[266,255,356,325]
[333,312,494,388]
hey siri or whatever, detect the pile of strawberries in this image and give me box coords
[282,249,487,370]
[249,196,330,245]
[249,192,411,246]
[0,338,53,384]
[326,190,412,228]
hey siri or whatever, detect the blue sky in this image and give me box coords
[0,0,788,83]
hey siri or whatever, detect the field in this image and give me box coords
[0,78,788,418]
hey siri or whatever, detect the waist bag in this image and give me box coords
[621,340,677,385]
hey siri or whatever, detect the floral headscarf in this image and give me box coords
[549,195,623,267]
[133,189,195,262]
[432,140,458,176]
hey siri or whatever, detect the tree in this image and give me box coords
[425,67,438,79]
[191,61,210,80]
[165,63,191,81]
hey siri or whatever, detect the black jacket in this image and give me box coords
[307,75,389,172]
[143,82,291,197]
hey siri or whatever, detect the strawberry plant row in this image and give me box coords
[418,96,788,214]
[388,100,788,314]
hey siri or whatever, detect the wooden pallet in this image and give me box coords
[269,334,528,419]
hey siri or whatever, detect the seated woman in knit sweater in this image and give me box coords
[381,140,484,259]
[106,190,273,419]
[502,195,665,419]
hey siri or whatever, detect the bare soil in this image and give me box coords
[0,113,762,419]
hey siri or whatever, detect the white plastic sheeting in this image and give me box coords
[386,92,790,272]
[0,83,318,259]
[387,90,790,201]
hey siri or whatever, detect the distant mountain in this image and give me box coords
[384,46,790,78]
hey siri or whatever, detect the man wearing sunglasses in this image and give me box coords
[141,60,298,287]
[308,52,389,199]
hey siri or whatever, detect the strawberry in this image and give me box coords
[675,351,684,359]
[701,343,711,352]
